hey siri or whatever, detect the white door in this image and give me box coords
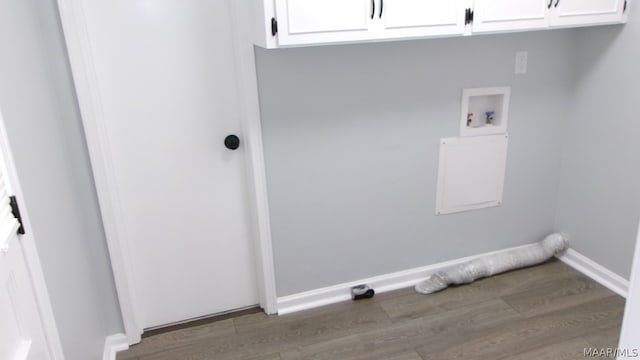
[0,162,50,360]
[80,1,259,329]
[549,0,625,27]
[275,0,376,46]
[473,0,551,33]
[379,0,466,39]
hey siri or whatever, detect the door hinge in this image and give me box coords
[624,0,628,12]
[469,9,474,24]
[271,17,278,36]
[9,196,25,235]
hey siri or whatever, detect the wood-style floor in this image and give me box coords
[117,260,624,360]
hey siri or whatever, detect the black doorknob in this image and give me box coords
[224,135,240,150]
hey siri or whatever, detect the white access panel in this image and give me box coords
[436,135,509,215]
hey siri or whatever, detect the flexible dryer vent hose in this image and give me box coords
[415,233,569,294]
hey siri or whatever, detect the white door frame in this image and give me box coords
[56,0,278,344]
[618,219,640,358]
[0,111,65,359]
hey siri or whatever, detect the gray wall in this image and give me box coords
[256,31,574,296]
[0,1,123,359]
[555,9,640,278]
[0,1,630,356]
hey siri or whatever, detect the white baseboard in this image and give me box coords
[277,243,539,315]
[277,244,632,316]
[557,248,629,298]
[103,334,129,360]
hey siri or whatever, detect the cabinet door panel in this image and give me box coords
[276,0,374,46]
[381,0,465,38]
[473,0,550,33]
[551,0,624,27]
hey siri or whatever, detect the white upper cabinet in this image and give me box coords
[275,0,375,46]
[472,0,550,33]
[550,0,626,27]
[379,0,466,39]
[473,0,626,34]
[272,0,467,46]
[257,0,629,48]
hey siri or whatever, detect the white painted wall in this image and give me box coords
[556,5,640,279]
[0,0,123,359]
[256,30,575,296]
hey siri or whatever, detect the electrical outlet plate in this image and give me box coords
[515,51,528,74]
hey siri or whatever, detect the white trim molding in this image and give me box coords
[102,334,129,360]
[557,248,629,298]
[278,243,541,315]
[56,0,143,343]
[618,220,640,355]
[227,0,278,315]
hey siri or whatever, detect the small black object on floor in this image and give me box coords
[351,284,375,300]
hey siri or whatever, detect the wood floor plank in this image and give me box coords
[139,349,282,360]
[279,298,521,360]
[418,295,625,360]
[145,301,392,360]
[502,272,613,318]
[232,300,393,347]
[505,337,594,360]
[117,318,235,359]
[116,261,625,360]
[378,278,496,322]
[233,299,390,335]
[583,324,623,349]
[374,350,424,360]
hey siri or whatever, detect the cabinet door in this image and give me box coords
[379,0,466,39]
[275,0,375,46]
[550,0,625,27]
[473,0,550,33]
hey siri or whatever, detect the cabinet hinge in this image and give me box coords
[271,17,278,36]
[9,196,25,235]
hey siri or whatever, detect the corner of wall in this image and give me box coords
[553,18,640,279]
